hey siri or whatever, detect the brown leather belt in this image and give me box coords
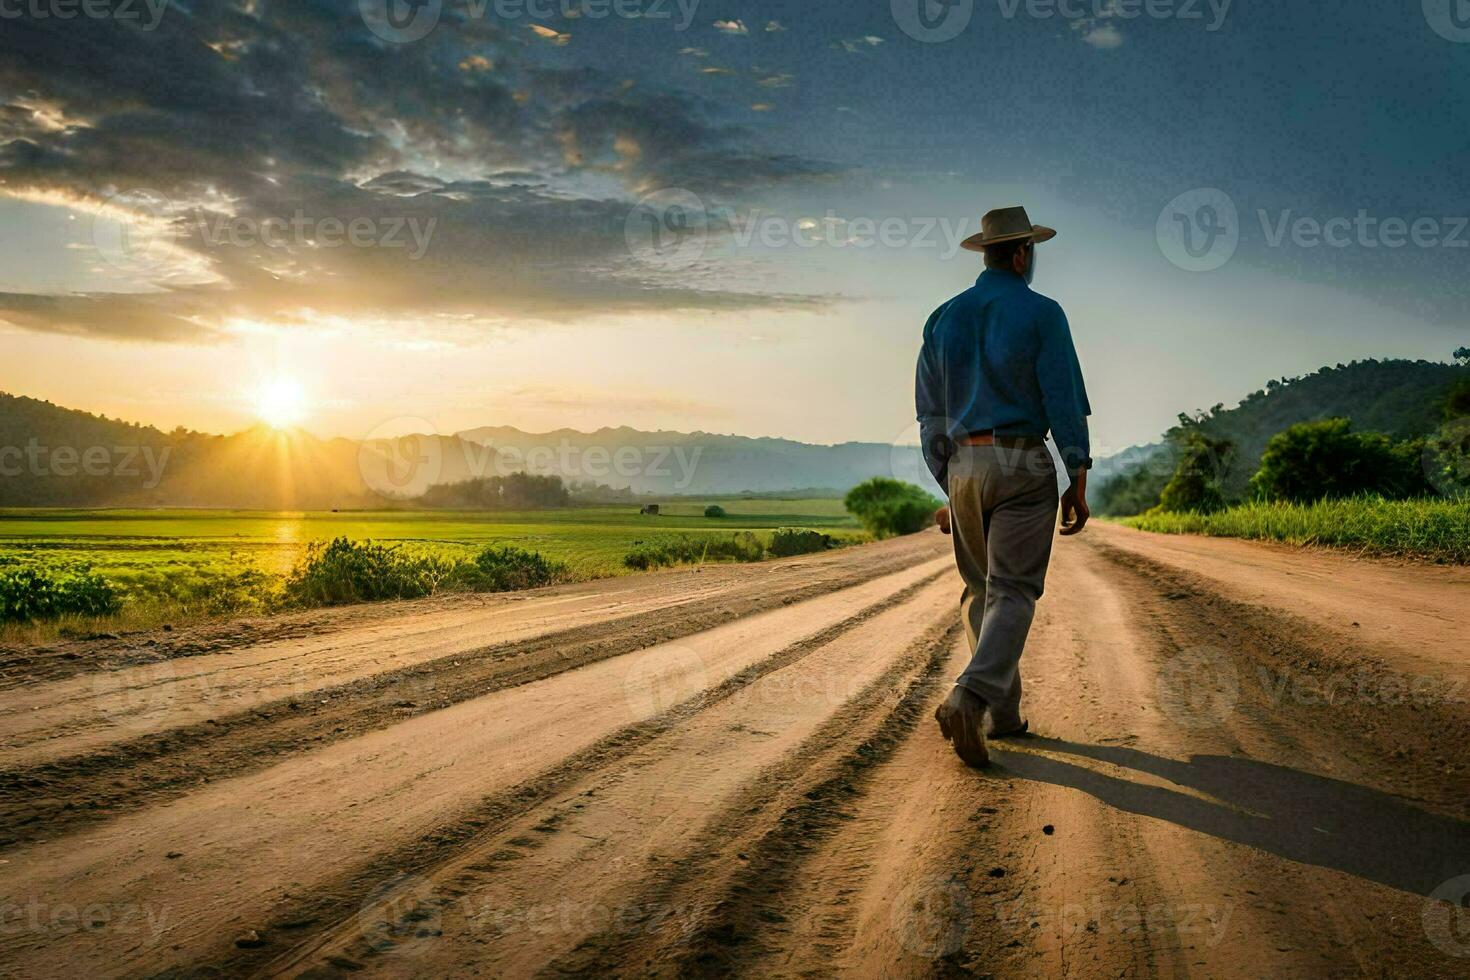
[957,431,1046,449]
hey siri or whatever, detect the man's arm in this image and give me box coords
[915,312,951,494]
[1035,304,1091,534]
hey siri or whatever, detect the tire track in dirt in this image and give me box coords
[640,531,1470,979]
[535,624,967,977]
[1,585,730,765]
[6,526,1466,978]
[1087,537,1470,811]
[1087,522,1470,679]
[0,559,952,978]
[2,536,941,766]
[0,536,946,690]
[0,540,946,847]
[946,536,1470,978]
[257,580,965,978]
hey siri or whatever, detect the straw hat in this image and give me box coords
[959,205,1057,252]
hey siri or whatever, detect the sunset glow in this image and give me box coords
[252,377,308,430]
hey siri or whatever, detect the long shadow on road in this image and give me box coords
[991,737,1470,899]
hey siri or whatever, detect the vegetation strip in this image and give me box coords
[187,572,952,977]
[0,553,945,848]
[1120,497,1470,564]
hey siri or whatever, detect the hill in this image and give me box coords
[0,394,927,507]
[1095,358,1468,514]
[455,425,926,496]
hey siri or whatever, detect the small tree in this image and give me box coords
[1249,418,1430,502]
[768,527,832,557]
[703,504,726,518]
[1157,432,1234,513]
[843,478,942,538]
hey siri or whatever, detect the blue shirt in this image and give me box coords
[915,268,1091,491]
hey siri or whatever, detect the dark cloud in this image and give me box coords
[0,0,841,341]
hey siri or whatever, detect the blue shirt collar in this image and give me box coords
[976,267,1027,288]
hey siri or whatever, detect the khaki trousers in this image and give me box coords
[946,444,1059,725]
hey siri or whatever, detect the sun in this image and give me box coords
[252,377,309,429]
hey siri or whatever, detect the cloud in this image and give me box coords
[679,46,709,57]
[0,2,841,342]
[834,36,884,53]
[459,55,495,72]
[528,24,572,45]
[1071,2,1125,48]
[764,21,786,32]
[713,19,749,35]
[1078,23,1125,48]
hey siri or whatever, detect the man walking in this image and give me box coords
[916,206,1092,768]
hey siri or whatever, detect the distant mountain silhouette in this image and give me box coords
[0,394,929,507]
[455,424,928,496]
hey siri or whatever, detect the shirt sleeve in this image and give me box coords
[1035,303,1092,476]
[914,310,951,494]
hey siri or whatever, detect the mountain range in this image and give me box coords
[0,393,932,508]
[5,354,1462,510]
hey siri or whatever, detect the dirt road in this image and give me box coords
[2,525,1467,978]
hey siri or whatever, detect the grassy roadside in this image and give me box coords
[1120,496,1470,564]
[0,502,867,642]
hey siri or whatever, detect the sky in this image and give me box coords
[0,0,1466,454]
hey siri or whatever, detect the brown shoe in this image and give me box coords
[934,686,990,768]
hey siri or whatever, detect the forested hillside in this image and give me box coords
[1095,358,1468,515]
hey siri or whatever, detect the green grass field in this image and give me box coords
[0,501,863,626]
[1121,496,1470,564]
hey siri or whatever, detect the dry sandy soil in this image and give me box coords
[1,524,1467,978]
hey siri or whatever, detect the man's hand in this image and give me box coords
[935,505,952,535]
[1059,468,1089,536]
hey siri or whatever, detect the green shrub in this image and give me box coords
[1424,417,1470,498]
[704,505,727,518]
[843,478,941,538]
[282,538,451,607]
[123,566,278,616]
[1157,432,1234,514]
[0,565,121,622]
[283,538,568,607]
[1249,418,1432,503]
[460,546,567,591]
[623,532,765,570]
[768,527,832,557]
